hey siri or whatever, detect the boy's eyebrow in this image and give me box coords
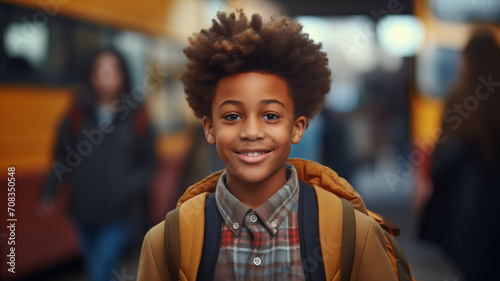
[218,100,242,109]
[260,99,286,108]
[218,99,286,109]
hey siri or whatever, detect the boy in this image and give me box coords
[138,11,412,281]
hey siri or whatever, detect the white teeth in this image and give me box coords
[242,152,265,157]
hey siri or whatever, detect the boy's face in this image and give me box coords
[203,72,306,186]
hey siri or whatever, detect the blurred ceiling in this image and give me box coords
[275,0,413,17]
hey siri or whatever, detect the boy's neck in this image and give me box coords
[225,166,288,210]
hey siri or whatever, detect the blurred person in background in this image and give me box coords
[419,29,500,280]
[40,49,157,281]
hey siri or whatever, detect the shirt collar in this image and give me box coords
[215,163,300,236]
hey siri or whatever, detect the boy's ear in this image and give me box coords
[291,116,307,144]
[202,116,216,145]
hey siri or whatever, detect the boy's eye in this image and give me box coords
[223,114,241,121]
[263,113,279,120]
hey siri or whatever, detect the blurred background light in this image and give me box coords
[377,15,424,57]
[4,21,49,69]
[295,16,331,44]
[297,15,377,73]
[328,85,360,113]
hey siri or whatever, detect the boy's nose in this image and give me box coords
[239,118,265,141]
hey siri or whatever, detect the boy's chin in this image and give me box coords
[229,173,268,185]
[225,163,286,185]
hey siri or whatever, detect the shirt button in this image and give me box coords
[249,214,258,223]
[270,221,278,228]
[253,257,262,266]
[232,222,239,230]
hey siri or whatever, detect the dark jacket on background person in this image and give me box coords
[41,98,157,225]
[420,138,500,279]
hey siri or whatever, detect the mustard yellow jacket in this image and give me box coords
[137,159,398,281]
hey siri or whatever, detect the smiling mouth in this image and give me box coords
[237,151,270,157]
[235,150,272,163]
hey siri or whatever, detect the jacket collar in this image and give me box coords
[176,158,368,215]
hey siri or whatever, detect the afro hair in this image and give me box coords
[180,10,331,121]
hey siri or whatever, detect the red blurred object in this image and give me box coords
[1,173,79,280]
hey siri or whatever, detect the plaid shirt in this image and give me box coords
[213,164,305,280]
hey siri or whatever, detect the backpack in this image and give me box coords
[163,181,413,281]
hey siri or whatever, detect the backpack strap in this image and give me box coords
[368,210,401,237]
[298,181,326,281]
[383,231,413,281]
[196,193,222,281]
[164,208,180,281]
[164,194,220,281]
[134,106,149,138]
[340,198,356,281]
[69,104,83,138]
[298,182,358,281]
